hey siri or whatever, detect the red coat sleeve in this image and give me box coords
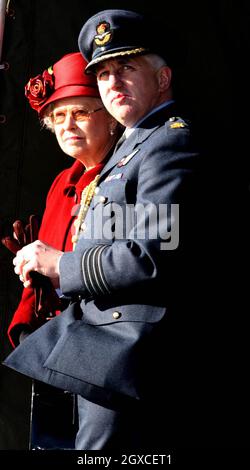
[7,160,98,347]
[7,166,73,348]
[7,287,43,347]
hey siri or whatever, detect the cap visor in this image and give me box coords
[85,47,147,73]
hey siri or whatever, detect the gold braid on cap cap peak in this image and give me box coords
[86,47,147,70]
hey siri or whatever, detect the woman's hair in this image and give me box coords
[41,102,56,132]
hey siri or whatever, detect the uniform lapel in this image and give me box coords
[99,127,156,180]
[99,103,178,181]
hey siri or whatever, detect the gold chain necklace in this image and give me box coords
[71,174,100,250]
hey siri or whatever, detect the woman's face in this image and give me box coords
[52,96,115,168]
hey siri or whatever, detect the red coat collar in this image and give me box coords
[64,160,105,196]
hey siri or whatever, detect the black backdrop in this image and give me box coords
[0,0,248,451]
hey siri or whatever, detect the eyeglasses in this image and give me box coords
[52,107,104,125]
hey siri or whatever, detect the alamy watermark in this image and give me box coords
[72,203,179,250]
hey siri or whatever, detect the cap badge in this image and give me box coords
[94,22,112,46]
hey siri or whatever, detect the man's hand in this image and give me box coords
[13,240,63,289]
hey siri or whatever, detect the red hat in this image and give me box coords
[25,52,100,115]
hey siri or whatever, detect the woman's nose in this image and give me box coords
[63,112,76,129]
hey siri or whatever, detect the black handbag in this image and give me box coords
[29,380,77,450]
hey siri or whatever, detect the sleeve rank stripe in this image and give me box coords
[88,246,107,296]
[82,248,99,296]
[82,245,111,296]
[95,245,111,295]
[86,248,102,295]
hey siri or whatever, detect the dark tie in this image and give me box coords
[113,132,126,152]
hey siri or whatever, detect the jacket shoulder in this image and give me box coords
[166,116,190,130]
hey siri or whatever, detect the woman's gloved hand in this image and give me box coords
[1,215,60,319]
[1,215,39,254]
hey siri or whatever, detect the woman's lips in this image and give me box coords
[64,136,82,142]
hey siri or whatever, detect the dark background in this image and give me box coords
[0,0,248,451]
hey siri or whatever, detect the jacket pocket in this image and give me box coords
[43,305,166,400]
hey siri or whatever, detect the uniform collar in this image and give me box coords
[99,102,178,178]
[133,99,175,129]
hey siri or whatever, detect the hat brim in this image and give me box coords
[85,47,148,73]
[39,84,100,115]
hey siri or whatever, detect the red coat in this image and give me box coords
[8,159,103,347]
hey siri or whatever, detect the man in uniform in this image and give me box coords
[4,10,204,450]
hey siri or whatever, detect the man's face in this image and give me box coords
[95,56,164,127]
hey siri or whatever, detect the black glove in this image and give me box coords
[19,327,32,343]
[1,214,39,254]
[1,215,60,320]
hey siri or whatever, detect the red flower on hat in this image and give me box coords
[25,68,54,111]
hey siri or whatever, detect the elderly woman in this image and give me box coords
[3,51,120,449]
[7,52,120,347]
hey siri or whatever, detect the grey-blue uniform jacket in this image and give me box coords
[4,104,201,411]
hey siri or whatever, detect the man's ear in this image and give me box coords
[158,66,172,92]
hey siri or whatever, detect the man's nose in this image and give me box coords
[109,72,122,87]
